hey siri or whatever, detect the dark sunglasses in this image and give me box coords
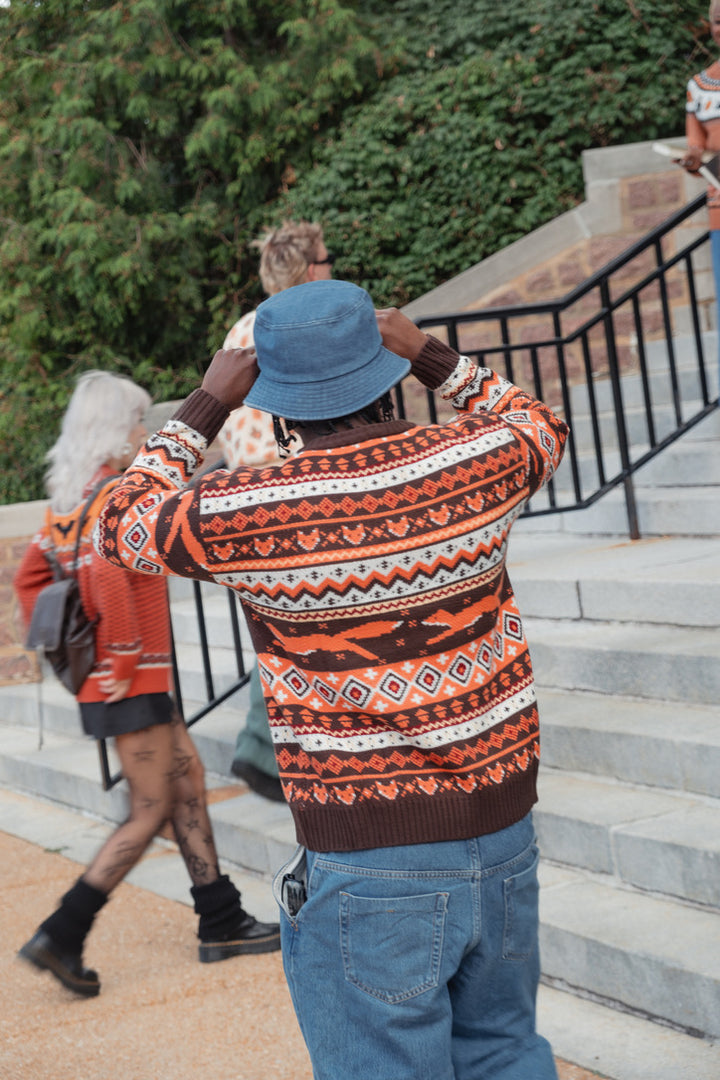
[312,252,337,266]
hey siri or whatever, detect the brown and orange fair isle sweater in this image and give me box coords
[96,337,568,852]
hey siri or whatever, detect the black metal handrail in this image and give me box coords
[407,192,718,539]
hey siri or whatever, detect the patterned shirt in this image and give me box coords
[95,338,568,851]
[218,309,280,468]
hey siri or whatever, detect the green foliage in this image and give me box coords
[0,0,712,501]
[277,0,710,306]
[0,0,380,502]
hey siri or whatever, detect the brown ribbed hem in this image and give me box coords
[172,388,230,443]
[411,335,462,389]
[289,769,538,853]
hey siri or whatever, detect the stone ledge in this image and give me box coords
[0,500,46,539]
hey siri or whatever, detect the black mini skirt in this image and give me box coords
[79,692,175,740]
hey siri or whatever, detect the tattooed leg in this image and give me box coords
[83,724,175,894]
[168,714,220,888]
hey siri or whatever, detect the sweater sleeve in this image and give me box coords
[88,547,142,682]
[94,393,229,579]
[96,343,568,575]
[411,335,569,495]
[686,111,707,155]
[13,531,53,631]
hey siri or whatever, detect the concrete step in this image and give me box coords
[565,397,717,457]
[3,721,717,1043]
[519,480,720,537]
[182,692,247,776]
[551,433,720,502]
[0,669,250,771]
[523,394,719,536]
[0,783,284,928]
[6,705,718,913]
[539,861,720,1040]
[568,361,718,423]
[167,534,720,643]
[0,721,132,825]
[637,437,720,485]
[568,335,719,414]
[537,982,720,1080]
[0,677,78,738]
[525,617,719,705]
[537,687,720,799]
[173,640,251,704]
[171,595,255,661]
[508,534,720,627]
[644,331,718,370]
[536,769,720,907]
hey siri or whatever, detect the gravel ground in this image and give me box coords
[1,829,602,1080]
[2,831,312,1080]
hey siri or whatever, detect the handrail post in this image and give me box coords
[600,280,641,539]
[193,580,215,701]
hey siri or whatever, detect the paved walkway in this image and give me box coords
[1,785,604,1080]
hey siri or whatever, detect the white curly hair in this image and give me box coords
[45,370,151,512]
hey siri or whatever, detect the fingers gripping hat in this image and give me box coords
[245,280,411,421]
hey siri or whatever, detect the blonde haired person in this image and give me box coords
[15,371,279,998]
[217,222,334,800]
[219,220,335,468]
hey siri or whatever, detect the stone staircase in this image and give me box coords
[0,333,718,1077]
[506,333,720,1070]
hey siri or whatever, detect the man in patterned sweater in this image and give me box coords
[96,280,568,1080]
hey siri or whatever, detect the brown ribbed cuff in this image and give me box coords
[172,388,230,443]
[411,335,462,389]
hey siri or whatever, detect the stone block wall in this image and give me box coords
[0,503,45,686]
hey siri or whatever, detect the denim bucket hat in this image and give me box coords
[245,280,411,420]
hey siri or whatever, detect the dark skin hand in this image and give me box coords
[201,346,259,411]
[199,309,428,412]
[375,307,428,362]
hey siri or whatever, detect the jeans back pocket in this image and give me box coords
[340,890,448,1003]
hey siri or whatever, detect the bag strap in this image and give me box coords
[43,506,62,579]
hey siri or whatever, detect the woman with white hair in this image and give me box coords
[14,370,279,998]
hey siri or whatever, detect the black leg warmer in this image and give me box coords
[40,877,108,952]
[190,874,245,943]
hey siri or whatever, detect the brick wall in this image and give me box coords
[478,170,690,311]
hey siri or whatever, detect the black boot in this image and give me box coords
[190,874,280,962]
[18,877,107,997]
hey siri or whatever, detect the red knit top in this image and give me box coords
[14,466,172,703]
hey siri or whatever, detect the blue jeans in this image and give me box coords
[275,813,557,1080]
